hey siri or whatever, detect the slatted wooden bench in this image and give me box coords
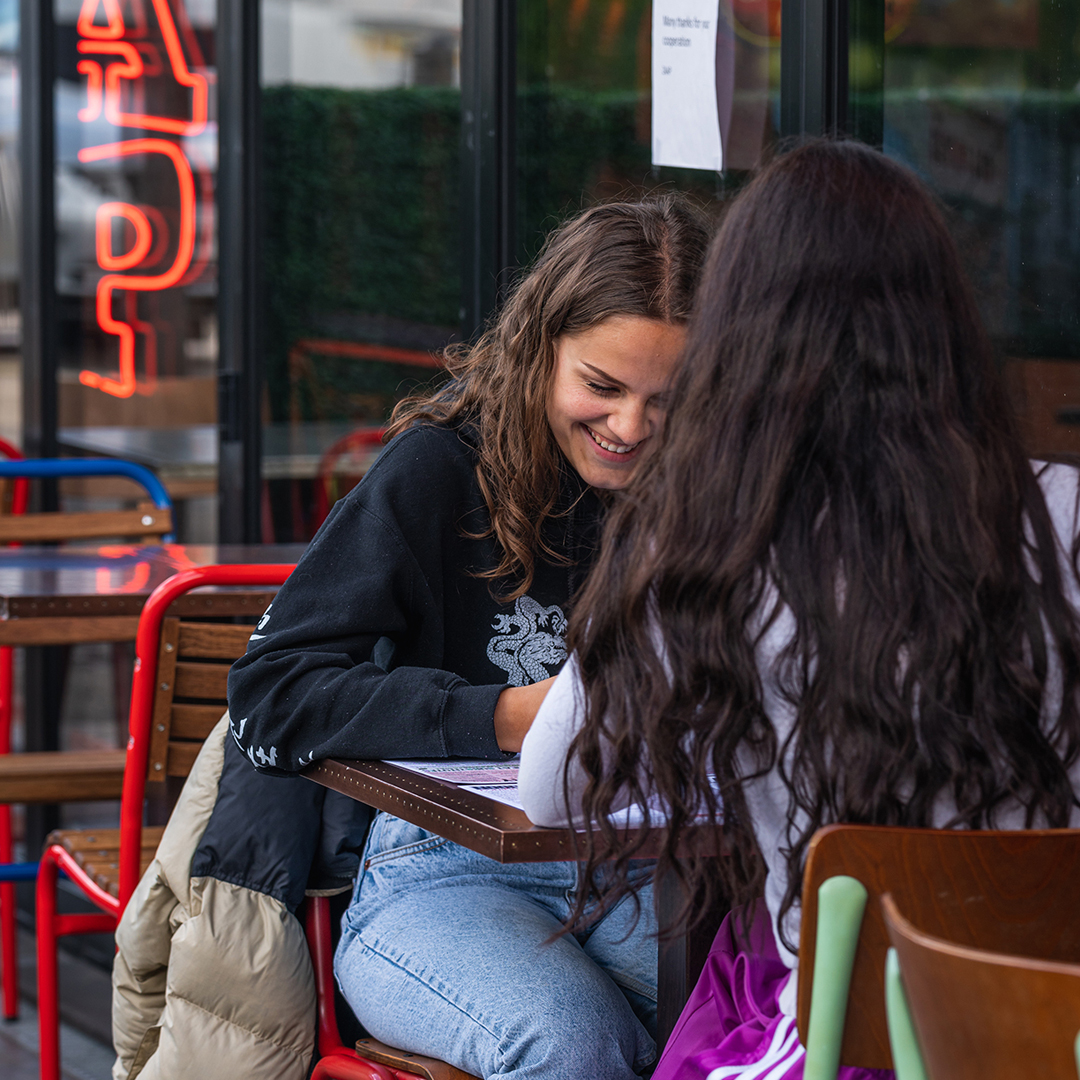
[0,501,174,545]
[0,750,126,804]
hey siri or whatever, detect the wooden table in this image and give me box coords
[0,542,305,848]
[307,757,725,1049]
[0,542,307,645]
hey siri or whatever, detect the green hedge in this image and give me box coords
[261,84,729,421]
[263,83,1080,424]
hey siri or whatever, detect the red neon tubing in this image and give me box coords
[97,201,153,270]
[77,0,124,39]
[76,0,208,135]
[118,564,295,911]
[77,138,196,399]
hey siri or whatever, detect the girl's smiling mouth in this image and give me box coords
[585,426,640,456]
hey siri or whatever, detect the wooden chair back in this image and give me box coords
[797,824,1080,1069]
[0,500,174,544]
[883,892,1080,1079]
[146,618,254,783]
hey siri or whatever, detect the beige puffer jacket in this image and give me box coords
[111,716,326,1080]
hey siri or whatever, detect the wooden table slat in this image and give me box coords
[0,749,127,802]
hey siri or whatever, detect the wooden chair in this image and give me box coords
[795,824,1080,1080]
[0,455,174,1020]
[34,564,294,1080]
[0,457,175,544]
[883,892,1080,1079]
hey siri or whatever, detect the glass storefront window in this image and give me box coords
[53,0,219,540]
[875,0,1080,458]
[261,0,460,542]
[516,0,781,264]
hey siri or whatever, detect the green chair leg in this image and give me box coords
[1073,1028,1080,1079]
[803,875,869,1080]
[884,948,929,1080]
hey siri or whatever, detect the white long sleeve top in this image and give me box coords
[518,461,1080,1012]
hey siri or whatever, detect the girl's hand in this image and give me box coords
[493,677,557,752]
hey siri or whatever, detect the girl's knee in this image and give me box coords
[493,992,654,1079]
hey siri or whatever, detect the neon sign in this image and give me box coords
[74,0,210,399]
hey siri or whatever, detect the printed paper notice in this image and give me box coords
[652,0,723,172]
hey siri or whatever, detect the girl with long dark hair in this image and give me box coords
[227,196,711,1079]
[518,140,1080,1078]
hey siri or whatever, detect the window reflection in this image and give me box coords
[54,0,218,542]
[517,0,779,262]
[260,0,460,542]
[880,0,1080,458]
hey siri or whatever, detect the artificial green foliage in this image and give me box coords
[517,86,650,261]
[518,0,652,93]
[262,85,461,421]
[262,82,726,422]
[516,85,729,264]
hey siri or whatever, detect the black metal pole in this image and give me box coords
[848,0,884,148]
[19,0,57,467]
[780,0,849,140]
[217,0,264,543]
[19,0,63,859]
[460,0,517,341]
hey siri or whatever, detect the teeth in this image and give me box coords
[587,427,638,455]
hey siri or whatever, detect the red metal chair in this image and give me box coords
[304,895,479,1080]
[311,427,387,532]
[34,564,295,1080]
[0,435,28,1019]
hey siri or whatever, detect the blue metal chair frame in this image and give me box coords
[0,457,174,1016]
[0,458,173,538]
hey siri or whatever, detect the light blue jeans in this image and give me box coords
[334,812,658,1079]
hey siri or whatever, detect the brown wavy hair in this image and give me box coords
[566,140,1080,939]
[387,195,711,600]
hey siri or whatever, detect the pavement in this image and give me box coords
[0,927,116,1080]
[0,999,116,1080]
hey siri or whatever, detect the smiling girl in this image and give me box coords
[227,197,711,1080]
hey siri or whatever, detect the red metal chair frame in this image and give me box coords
[0,436,30,1020]
[35,564,295,1080]
[312,427,387,530]
[306,895,433,1080]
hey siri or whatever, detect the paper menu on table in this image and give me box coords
[460,783,526,810]
[384,758,520,786]
[384,760,720,828]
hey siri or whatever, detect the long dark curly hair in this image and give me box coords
[387,195,711,600]
[566,140,1080,942]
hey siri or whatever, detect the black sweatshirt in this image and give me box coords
[227,422,603,776]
